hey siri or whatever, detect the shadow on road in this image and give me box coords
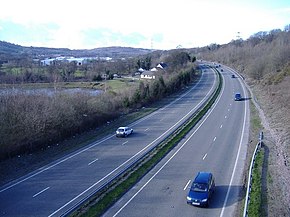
[241,97,252,101]
[208,185,245,209]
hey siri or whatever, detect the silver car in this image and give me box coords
[116,127,133,137]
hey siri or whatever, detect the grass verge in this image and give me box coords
[248,148,264,217]
[70,68,222,217]
[244,100,266,217]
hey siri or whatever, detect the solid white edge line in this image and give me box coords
[1,72,208,193]
[49,71,217,216]
[0,135,113,193]
[111,69,224,217]
[219,69,248,217]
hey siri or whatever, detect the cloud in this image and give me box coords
[81,28,148,48]
[0,20,59,46]
[1,0,289,49]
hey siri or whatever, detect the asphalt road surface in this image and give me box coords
[0,65,218,217]
[103,65,250,217]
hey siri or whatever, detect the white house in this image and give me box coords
[141,71,156,79]
[40,58,56,66]
[66,57,87,66]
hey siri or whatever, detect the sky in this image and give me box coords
[0,0,290,50]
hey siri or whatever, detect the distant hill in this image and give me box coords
[0,41,154,60]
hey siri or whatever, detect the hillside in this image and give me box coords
[199,28,290,216]
[0,40,154,60]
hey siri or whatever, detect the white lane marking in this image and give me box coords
[88,158,99,166]
[122,141,128,146]
[225,115,227,119]
[183,180,191,191]
[213,137,216,142]
[145,128,149,131]
[33,187,50,198]
[22,73,215,216]
[202,153,208,160]
[159,72,206,111]
[0,135,113,193]
[49,81,217,217]
[228,108,230,111]
[1,65,210,194]
[112,74,225,217]
[220,67,248,217]
[220,125,223,128]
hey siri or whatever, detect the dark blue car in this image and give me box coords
[234,93,242,101]
[187,172,215,207]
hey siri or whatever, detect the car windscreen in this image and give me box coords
[191,183,208,192]
[117,129,124,132]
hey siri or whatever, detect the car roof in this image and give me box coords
[194,172,212,183]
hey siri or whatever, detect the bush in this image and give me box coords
[0,64,199,160]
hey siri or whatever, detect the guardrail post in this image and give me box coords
[259,131,264,140]
[259,131,263,148]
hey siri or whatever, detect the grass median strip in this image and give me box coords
[70,68,222,217]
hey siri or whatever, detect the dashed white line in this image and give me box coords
[202,153,208,160]
[225,115,227,119]
[220,66,248,217]
[213,137,216,142]
[184,180,191,191]
[122,141,128,146]
[220,125,223,128]
[111,71,224,217]
[33,187,50,198]
[88,158,99,165]
[145,128,149,131]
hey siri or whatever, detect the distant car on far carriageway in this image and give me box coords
[116,127,133,137]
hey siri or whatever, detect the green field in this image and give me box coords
[0,77,142,91]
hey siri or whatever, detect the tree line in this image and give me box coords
[200,25,290,217]
[200,25,290,82]
[0,50,198,160]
